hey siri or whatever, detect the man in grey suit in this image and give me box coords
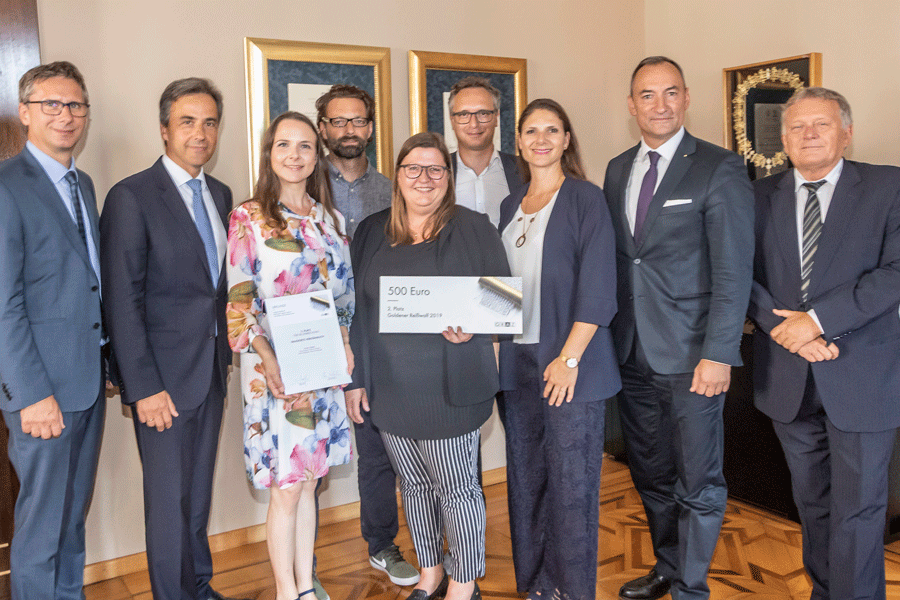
[604,56,754,600]
[0,61,105,600]
[749,87,900,600]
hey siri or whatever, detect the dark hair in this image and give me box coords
[516,98,586,183]
[447,76,501,112]
[249,111,341,236]
[19,61,88,104]
[387,132,456,246]
[629,56,686,95]
[159,78,223,126]
[315,84,376,124]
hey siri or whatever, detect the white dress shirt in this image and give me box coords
[455,149,511,228]
[625,127,686,235]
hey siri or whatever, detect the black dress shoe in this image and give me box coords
[203,589,252,600]
[618,568,671,600]
[408,574,450,600]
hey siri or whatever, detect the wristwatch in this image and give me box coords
[559,354,579,368]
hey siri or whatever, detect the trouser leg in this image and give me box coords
[354,412,400,556]
[190,391,224,597]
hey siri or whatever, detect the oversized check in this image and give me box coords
[266,289,351,394]
[379,276,523,334]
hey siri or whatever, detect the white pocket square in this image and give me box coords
[663,198,692,207]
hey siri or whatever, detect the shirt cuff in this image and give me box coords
[807,309,825,336]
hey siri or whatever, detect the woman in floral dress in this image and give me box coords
[226,111,353,600]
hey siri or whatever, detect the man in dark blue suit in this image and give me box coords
[604,57,754,600]
[101,78,243,600]
[0,61,105,600]
[749,87,900,600]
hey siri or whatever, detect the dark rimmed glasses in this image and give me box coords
[322,116,370,128]
[450,109,497,124]
[398,164,449,181]
[25,100,90,117]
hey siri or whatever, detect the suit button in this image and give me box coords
[629,295,634,300]
[633,258,641,265]
[91,285,98,292]
[93,323,100,329]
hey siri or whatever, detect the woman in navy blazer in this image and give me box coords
[498,99,620,600]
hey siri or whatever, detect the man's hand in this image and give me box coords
[135,390,179,432]
[771,309,822,353]
[345,388,369,424]
[690,359,731,397]
[796,337,840,362]
[20,395,64,439]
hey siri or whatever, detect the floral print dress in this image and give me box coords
[226,199,353,489]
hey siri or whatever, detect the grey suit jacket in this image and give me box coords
[604,131,754,374]
[748,162,900,432]
[101,157,231,410]
[0,149,103,412]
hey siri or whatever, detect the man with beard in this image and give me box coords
[315,85,418,587]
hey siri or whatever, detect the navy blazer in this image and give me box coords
[604,131,754,374]
[748,161,900,432]
[0,149,104,412]
[498,177,621,402]
[100,158,232,409]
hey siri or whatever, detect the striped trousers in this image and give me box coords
[381,430,486,583]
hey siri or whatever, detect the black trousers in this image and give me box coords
[353,409,400,556]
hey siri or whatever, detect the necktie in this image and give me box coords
[64,171,87,248]
[633,150,660,242]
[800,180,826,302]
[186,178,219,285]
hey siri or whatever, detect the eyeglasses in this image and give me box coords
[322,116,370,128]
[450,109,497,124]
[399,164,449,181]
[25,100,90,117]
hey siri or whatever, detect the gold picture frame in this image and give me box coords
[408,50,526,155]
[244,37,393,187]
[723,53,822,179]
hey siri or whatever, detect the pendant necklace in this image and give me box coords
[515,214,537,248]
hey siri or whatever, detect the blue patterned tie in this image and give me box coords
[64,171,87,249]
[186,178,219,285]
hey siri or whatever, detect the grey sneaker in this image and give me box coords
[368,545,421,586]
[313,574,330,600]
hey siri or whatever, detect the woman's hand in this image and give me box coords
[543,358,578,406]
[252,337,299,402]
[345,388,369,424]
[442,326,473,344]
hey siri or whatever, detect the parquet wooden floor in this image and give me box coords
[84,457,900,599]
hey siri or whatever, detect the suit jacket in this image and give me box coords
[604,131,754,374]
[0,149,103,412]
[450,150,524,194]
[498,177,622,402]
[748,162,900,432]
[100,157,231,410]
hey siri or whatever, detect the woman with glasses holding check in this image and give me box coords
[345,132,509,600]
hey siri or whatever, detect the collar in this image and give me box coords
[162,153,207,188]
[638,126,685,164]
[792,159,844,193]
[327,155,373,183]
[26,140,76,184]
[456,147,501,174]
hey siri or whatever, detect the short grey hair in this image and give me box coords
[782,87,853,131]
[447,76,501,112]
[159,78,223,126]
[19,61,89,104]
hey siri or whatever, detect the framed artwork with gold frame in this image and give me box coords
[244,37,393,187]
[723,53,822,180]
[408,50,526,155]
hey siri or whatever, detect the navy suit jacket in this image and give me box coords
[604,131,754,374]
[0,149,103,412]
[450,150,524,194]
[748,162,900,432]
[100,157,231,409]
[498,177,621,402]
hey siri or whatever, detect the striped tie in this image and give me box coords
[800,180,826,302]
[64,171,87,249]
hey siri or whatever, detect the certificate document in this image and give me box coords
[379,276,523,334]
[266,289,351,394]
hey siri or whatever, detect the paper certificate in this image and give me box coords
[265,289,351,394]
[379,276,523,334]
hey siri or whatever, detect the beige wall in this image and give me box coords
[34,0,645,564]
[644,0,900,166]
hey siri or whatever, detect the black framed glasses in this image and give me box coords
[322,116,370,128]
[450,109,497,124]
[398,164,449,181]
[25,100,90,117]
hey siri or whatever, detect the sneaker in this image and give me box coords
[369,545,421,586]
[313,574,330,600]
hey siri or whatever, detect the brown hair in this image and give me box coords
[448,76,501,112]
[516,98,586,183]
[159,77,222,126]
[386,132,456,245]
[19,61,89,104]
[630,56,686,96]
[250,111,340,235]
[315,84,376,124]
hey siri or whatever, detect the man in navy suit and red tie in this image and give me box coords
[749,87,900,600]
[101,78,245,600]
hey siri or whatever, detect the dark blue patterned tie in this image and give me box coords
[634,150,660,242]
[186,178,219,284]
[64,171,87,249]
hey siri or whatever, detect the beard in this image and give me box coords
[327,134,369,159]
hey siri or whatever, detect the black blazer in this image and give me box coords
[100,157,232,409]
[748,161,900,432]
[450,150,525,194]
